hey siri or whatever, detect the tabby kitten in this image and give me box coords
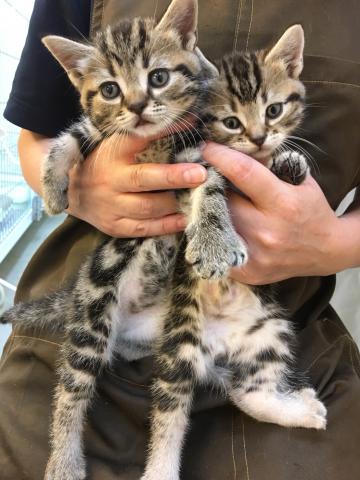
[0,1,327,479]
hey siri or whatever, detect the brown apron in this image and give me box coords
[1,1,360,479]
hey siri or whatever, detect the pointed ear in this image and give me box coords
[156,0,198,51]
[42,35,96,87]
[265,25,304,78]
[195,47,219,78]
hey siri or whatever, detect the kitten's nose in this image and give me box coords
[128,100,148,115]
[251,135,267,147]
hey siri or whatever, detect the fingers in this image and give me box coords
[113,214,187,238]
[203,142,287,207]
[114,163,207,193]
[119,191,178,219]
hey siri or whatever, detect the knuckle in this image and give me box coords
[256,250,273,270]
[259,230,279,250]
[133,221,150,237]
[130,165,146,189]
[102,222,117,237]
[139,197,154,218]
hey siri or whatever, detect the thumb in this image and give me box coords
[203,142,287,207]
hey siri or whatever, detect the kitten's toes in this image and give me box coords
[43,185,69,215]
[293,388,327,430]
[271,151,309,185]
[185,231,248,279]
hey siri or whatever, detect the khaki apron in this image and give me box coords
[1,1,360,479]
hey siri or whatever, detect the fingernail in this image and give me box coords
[177,216,187,229]
[183,166,207,184]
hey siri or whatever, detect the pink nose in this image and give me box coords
[250,135,267,147]
[128,100,147,115]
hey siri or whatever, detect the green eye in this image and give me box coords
[223,116,242,130]
[100,82,121,99]
[149,69,170,88]
[266,103,283,119]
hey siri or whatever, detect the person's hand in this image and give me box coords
[67,135,207,237]
[203,142,347,285]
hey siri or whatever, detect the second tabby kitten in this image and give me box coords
[1,1,327,479]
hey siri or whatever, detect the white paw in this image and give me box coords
[42,168,69,215]
[292,388,327,430]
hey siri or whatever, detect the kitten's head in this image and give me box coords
[42,0,212,137]
[205,25,305,164]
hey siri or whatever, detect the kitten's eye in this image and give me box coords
[100,82,121,99]
[266,103,283,120]
[223,117,242,130]
[149,69,170,88]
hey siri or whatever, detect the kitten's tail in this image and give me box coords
[0,290,69,332]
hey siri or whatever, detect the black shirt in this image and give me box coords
[3,0,91,138]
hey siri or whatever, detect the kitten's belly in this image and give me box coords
[201,280,276,359]
[111,302,166,344]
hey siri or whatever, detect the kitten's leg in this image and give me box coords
[180,167,248,279]
[141,381,194,480]
[44,331,111,480]
[45,237,145,480]
[271,150,309,185]
[229,318,327,430]
[42,118,101,214]
[230,383,327,430]
[141,243,202,480]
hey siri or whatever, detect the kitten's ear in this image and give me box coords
[195,48,219,78]
[265,25,304,78]
[156,0,198,51]
[42,35,95,87]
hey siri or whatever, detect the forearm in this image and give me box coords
[18,129,52,196]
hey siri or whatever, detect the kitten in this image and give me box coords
[1,1,327,479]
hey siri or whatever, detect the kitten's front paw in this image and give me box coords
[185,226,248,279]
[271,151,309,185]
[44,456,86,480]
[42,180,69,215]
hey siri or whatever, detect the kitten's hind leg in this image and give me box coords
[141,247,201,480]
[231,386,326,430]
[140,380,194,480]
[230,377,327,430]
[44,331,111,480]
[271,150,309,185]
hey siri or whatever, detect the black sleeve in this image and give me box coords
[3,0,91,138]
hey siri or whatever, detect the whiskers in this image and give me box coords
[281,136,321,177]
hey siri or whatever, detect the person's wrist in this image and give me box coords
[323,214,359,275]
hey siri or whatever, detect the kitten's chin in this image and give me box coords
[129,122,165,138]
[251,149,273,166]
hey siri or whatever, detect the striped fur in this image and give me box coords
[1,12,326,480]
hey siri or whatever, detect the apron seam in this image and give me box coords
[303,79,360,89]
[12,335,61,348]
[0,334,15,369]
[245,0,254,51]
[306,334,358,372]
[241,413,250,480]
[231,410,238,480]
[233,0,244,53]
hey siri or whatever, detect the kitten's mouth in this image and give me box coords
[135,118,154,128]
